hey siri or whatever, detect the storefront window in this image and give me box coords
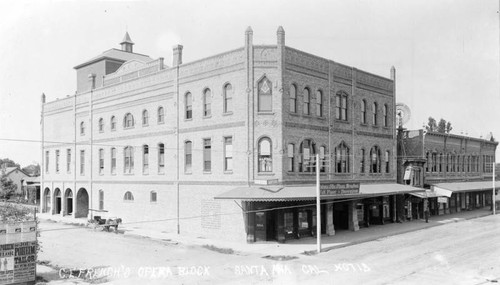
[298,211,308,230]
[284,212,294,234]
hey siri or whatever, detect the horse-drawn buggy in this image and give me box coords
[87,209,122,232]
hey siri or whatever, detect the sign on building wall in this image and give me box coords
[320,182,360,196]
[0,221,37,285]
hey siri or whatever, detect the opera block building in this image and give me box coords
[40,27,422,243]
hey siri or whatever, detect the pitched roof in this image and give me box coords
[121,32,134,44]
[74,48,152,70]
[1,167,30,177]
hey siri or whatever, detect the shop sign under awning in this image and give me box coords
[215,183,425,201]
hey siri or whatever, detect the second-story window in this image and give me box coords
[287,143,295,172]
[80,150,85,175]
[336,92,348,121]
[124,146,134,174]
[372,102,378,125]
[370,146,381,173]
[224,137,233,171]
[124,113,134,129]
[99,149,104,174]
[335,142,350,173]
[185,92,192,119]
[319,146,326,172]
[98,118,104,132]
[203,139,211,172]
[158,143,165,174]
[303,88,310,115]
[45,151,49,173]
[360,149,365,173]
[290,84,297,113]
[143,145,149,174]
[80,121,85,135]
[158,106,164,124]
[142,110,149,126]
[383,104,388,127]
[361,100,366,124]
[111,148,116,175]
[66,149,71,173]
[110,116,116,131]
[258,77,272,112]
[224,83,233,113]
[316,90,323,117]
[55,150,60,173]
[385,151,390,173]
[258,137,272,172]
[203,89,211,117]
[185,141,192,173]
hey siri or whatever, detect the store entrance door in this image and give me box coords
[255,212,267,242]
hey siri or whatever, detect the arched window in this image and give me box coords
[150,191,157,203]
[157,106,164,124]
[185,92,192,119]
[98,118,104,132]
[124,113,134,129]
[185,141,192,173]
[335,142,350,173]
[426,151,430,172]
[258,137,272,172]
[446,153,450,172]
[203,89,211,117]
[124,191,134,201]
[258,77,272,112]
[142,110,149,126]
[372,102,378,125]
[361,100,366,124]
[336,92,348,121]
[124,146,134,174]
[223,83,233,113]
[370,146,381,173]
[143,145,149,174]
[158,143,165,174]
[316,90,323,117]
[80,121,85,135]
[289,84,297,113]
[439,153,443,172]
[383,104,388,127]
[299,139,316,172]
[319,146,326,172]
[303,88,310,115]
[110,116,116,131]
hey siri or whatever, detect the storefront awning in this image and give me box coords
[215,183,425,201]
[432,181,499,198]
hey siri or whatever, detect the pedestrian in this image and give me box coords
[423,199,430,223]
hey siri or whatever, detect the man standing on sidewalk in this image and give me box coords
[424,198,430,223]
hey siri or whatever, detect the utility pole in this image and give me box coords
[316,153,321,253]
[493,162,496,215]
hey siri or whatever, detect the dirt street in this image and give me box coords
[37,215,500,284]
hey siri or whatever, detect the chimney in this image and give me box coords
[88,73,96,90]
[172,45,183,67]
[277,26,285,46]
[41,93,46,104]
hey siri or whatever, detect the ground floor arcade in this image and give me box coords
[41,187,89,218]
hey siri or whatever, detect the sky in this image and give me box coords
[0,0,499,167]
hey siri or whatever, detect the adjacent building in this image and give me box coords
[41,27,424,243]
[1,166,30,196]
[398,129,498,219]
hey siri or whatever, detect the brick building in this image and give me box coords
[40,27,422,243]
[397,129,498,219]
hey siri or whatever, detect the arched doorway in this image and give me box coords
[65,189,73,215]
[43,188,51,213]
[53,188,62,215]
[75,188,89,218]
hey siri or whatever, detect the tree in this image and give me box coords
[425,117,437,132]
[437,119,447,133]
[22,164,40,177]
[0,158,20,169]
[0,176,17,199]
[445,122,453,134]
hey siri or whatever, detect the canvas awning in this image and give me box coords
[215,183,424,201]
[432,181,499,198]
[409,190,444,199]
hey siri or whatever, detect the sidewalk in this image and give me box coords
[38,208,494,257]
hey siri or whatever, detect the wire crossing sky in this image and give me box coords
[0,0,498,166]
